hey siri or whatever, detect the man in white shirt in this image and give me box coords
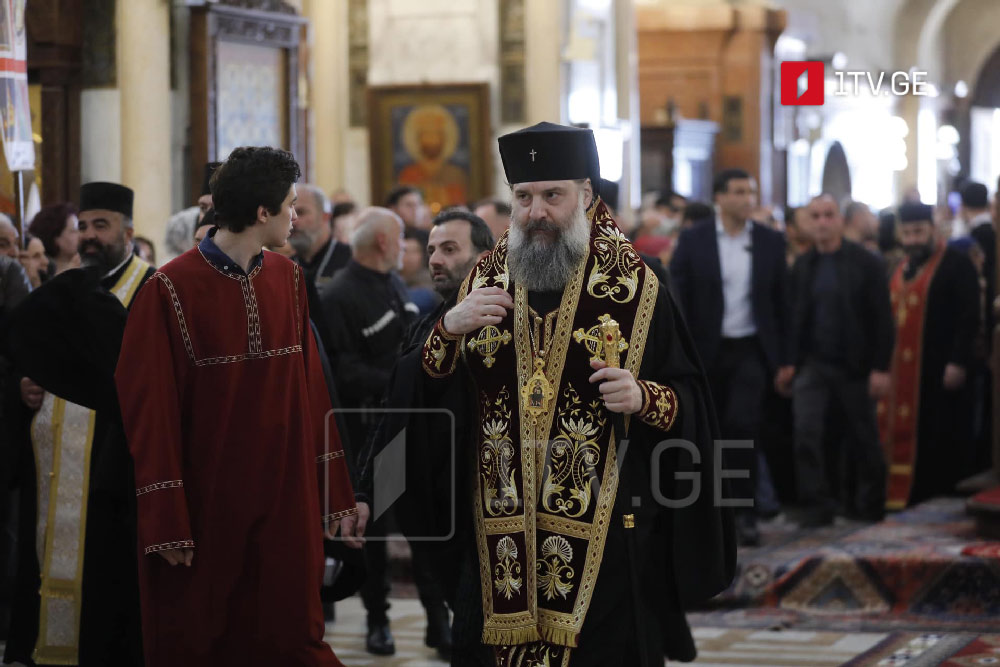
[670,168,792,546]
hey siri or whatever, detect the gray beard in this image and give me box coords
[507,200,590,292]
[287,231,315,258]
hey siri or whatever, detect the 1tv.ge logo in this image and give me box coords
[781,61,932,106]
[781,61,824,106]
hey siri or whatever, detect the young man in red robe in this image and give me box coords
[115,146,366,666]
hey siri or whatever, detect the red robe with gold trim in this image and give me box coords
[115,248,356,666]
[878,244,980,508]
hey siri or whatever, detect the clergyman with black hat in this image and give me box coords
[3,181,155,666]
[368,121,735,666]
[878,201,981,509]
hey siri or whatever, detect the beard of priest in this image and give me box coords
[507,180,591,292]
[410,122,736,667]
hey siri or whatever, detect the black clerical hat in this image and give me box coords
[201,162,222,197]
[498,122,600,187]
[898,202,934,224]
[961,181,988,209]
[599,177,619,212]
[79,182,134,218]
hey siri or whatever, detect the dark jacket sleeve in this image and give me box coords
[320,287,392,397]
[5,267,127,413]
[946,251,982,369]
[785,254,806,369]
[668,228,694,320]
[0,257,31,315]
[772,232,790,366]
[867,251,895,372]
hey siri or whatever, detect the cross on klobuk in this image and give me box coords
[467,326,512,368]
[530,149,537,162]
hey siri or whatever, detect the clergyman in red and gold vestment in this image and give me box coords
[115,147,365,666]
[878,202,980,509]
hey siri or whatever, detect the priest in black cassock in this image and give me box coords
[362,123,735,667]
[4,182,153,666]
[878,202,980,509]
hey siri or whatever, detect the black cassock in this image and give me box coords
[908,247,981,503]
[363,284,736,666]
[3,260,153,667]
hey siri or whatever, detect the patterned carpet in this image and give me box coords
[323,597,1000,666]
[707,498,1000,632]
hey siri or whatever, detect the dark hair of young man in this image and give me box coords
[210,147,301,234]
[385,185,420,208]
[432,209,495,255]
[712,168,751,197]
[681,201,714,226]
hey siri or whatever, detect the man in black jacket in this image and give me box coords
[784,194,894,526]
[358,208,494,663]
[669,168,791,545]
[320,206,449,658]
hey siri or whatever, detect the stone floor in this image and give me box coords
[323,595,895,666]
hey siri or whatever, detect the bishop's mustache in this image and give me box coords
[80,240,104,254]
[522,219,562,235]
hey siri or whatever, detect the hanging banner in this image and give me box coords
[0,0,33,172]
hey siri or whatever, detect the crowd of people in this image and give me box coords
[0,127,996,666]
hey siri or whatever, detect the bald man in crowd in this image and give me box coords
[318,208,448,657]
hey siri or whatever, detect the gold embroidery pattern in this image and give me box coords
[494,536,523,600]
[136,480,183,496]
[316,451,345,463]
[195,345,302,367]
[31,396,95,663]
[468,326,513,368]
[240,277,263,354]
[536,536,575,601]
[322,507,359,522]
[471,233,510,292]
[541,386,605,519]
[112,256,152,306]
[572,314,629,363]
[422,319,462,378]
[144,539,195,555]
[155,273,196,362]
[293,263,301,343]
[637,380,679,432]
[496,643,571,667]
[482,389,520,517]
[587,224,641,304]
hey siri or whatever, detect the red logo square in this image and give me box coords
[781,61,824,106]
